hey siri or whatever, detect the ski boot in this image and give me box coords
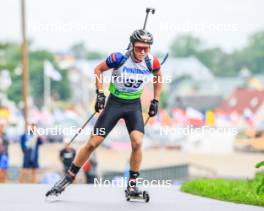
[45,171,75,197]
[125,178,150,203]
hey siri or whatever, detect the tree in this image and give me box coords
[86,50,106,60]
[29,50,71,106]
[70,41,106,60]
[196,48,239,76]
[239,31,264,74]
[69,42,87,59]
[169,31,264,77]
[0,42,71,106]
[0,42,21,103]
[170,34,202,57]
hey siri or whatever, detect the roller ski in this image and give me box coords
[45,172,75,197]
[125,178,150,203]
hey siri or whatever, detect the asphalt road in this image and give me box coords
[0,184,263,211]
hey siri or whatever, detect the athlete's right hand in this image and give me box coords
[95,90,106,112]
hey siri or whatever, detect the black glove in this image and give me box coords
[148,99,159,117]
[95,90,106,112]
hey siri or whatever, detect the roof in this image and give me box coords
[217,88,264,114]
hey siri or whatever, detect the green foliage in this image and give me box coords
[51,69,70,101]
[86,50,106,60]
[240,31,264,74]
[170,31,264,76]
[0,42,21,72]
[255,162,264,195]
[29,50,53,106]
[0,42,71,106]
[256,161,264,169]
[0,42,22,103]
[70,41,87,59]
[69,41,105,60]
[159,91,168,108]
[181,176,264,207]
[170,34,202,57]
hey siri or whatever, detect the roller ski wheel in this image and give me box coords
[45,185,66,197]
[45,173,74,198]
[143,191,150,203]
[125,190,131,201]
[125,189,150,203]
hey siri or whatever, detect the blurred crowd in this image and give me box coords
[0,122,98,184]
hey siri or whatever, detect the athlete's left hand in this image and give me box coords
[148,99,159,117]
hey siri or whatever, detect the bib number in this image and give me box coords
[124,79,143,89]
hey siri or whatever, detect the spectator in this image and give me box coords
[19,123,43,183]
[59,144,76,174]
[0,122,9,183]
[82,153,98,184]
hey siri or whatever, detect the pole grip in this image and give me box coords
[143,7,156,30]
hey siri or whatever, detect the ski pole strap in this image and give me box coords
[144,56,153,72]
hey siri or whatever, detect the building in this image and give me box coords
[216,88,264,128]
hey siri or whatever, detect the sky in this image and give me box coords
[0,0,264,54]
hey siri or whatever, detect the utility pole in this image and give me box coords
[21,0,29,130]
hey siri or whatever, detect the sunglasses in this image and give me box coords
[134,46,150,53]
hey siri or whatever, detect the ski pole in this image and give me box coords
[144,116,150,126]
[67,111,96,146]
[127,7,156,50]
[161,53,169,65]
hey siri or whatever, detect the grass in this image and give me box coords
[180,172,264,207]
